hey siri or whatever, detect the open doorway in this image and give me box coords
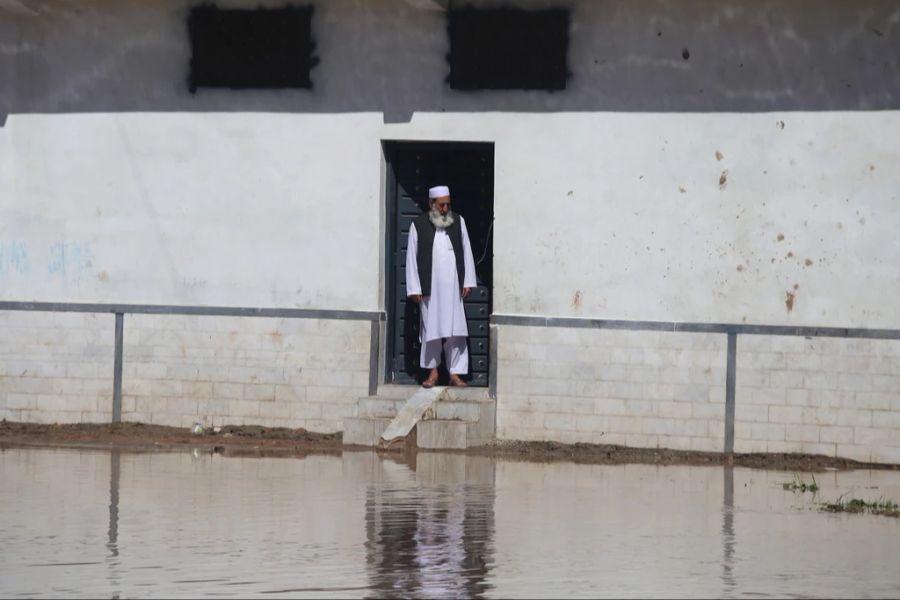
[383,141,494,387]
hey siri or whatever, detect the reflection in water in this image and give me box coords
[2,448,900,598]
[364,455,495,599]
[721,467,736,598]
[107,450,121,600]
[107,450,120,558]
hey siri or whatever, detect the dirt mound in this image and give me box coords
[0,420,342,455]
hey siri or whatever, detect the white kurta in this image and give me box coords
[406,217,478,342]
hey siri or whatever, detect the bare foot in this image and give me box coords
[449,374,467,387]
[422,369,439,388]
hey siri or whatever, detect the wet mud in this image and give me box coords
[0,421,342,457]
[2,420,896,471]
[477,439,897,471]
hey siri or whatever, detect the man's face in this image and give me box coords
[432,195,451,216]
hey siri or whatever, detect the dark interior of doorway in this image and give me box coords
[384,141,494,387]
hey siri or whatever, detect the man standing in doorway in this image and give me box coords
[406,185,477,388]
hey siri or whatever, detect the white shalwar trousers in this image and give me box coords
[420,336,469,374]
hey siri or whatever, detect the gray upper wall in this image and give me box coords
[1,0,899,121]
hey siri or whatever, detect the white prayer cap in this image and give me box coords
[428,185,450,199]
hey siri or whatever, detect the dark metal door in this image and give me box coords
[384,142,494,386]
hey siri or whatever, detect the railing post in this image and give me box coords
[724,332,737,463]
[112,312,124,423]
[368,318,380,396]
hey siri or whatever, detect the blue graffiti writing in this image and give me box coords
[0,241,30,276]
[48,241,93,280]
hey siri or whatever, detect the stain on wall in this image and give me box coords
[572,290,582,309]
[785,290,796,312]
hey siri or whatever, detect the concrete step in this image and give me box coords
[372,384,491,403]
[357,385,493,419]
[343,416,391,446]
[357,397,405,418]
[416,419,492,450]
[357,394,493,420]
[433,399,481,421]
[346,384,496,449]
[344,413,494,450]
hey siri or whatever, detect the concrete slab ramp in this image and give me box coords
[380,387,448,444]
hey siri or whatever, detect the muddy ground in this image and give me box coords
[1,420,895,471]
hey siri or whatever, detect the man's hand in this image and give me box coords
[462,288,473,300]
[409,294,423,304]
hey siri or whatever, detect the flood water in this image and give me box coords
[1,447,899,598]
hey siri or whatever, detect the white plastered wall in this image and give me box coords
[1,0,899,446]
[2,0,898,326]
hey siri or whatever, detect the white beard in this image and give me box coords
[428,208,455,230]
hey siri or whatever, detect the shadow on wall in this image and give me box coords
[0,0,899,123]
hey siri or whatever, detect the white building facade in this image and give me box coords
[1,0,899,462]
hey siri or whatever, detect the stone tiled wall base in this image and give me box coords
[121,315,370,432]
[736,335,900,464]
[496,326,726,452]
[0,311,115,424]
[496,326,900,464]
[0,311,369,433]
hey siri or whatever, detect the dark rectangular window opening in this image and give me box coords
[188,4,318,92]
[448,7,570,91]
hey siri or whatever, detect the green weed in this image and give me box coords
[782,473,819,493]
[819,496,900,518]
